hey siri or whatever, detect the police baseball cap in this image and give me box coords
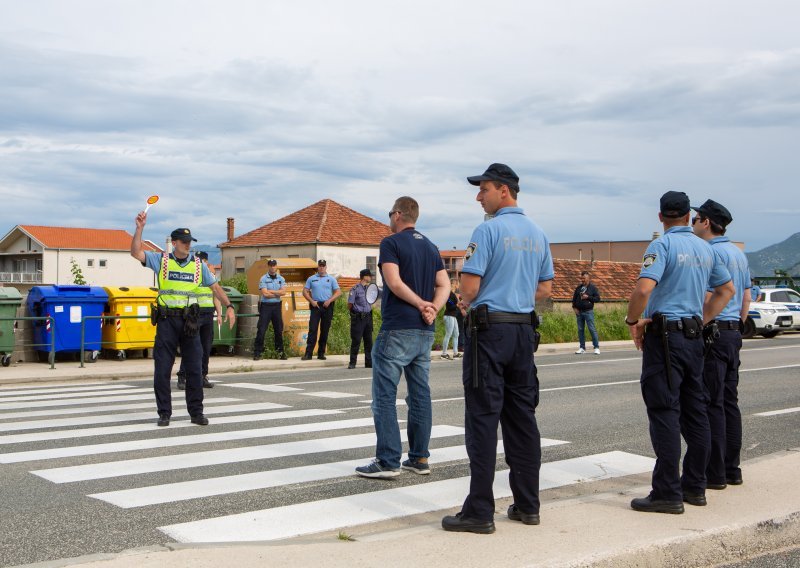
[467,163,520,190]
[267,259,277,266]
[196,251,208,261]
[318,259,327,266]
[360,268,372,278]
[692,199,733,228]
[170,228,197,242]
[659,191,690,218]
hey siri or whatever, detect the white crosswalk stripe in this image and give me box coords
[0,387,153,403]
[0,384,137,397]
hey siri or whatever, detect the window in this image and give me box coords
[235,256,245,274]
[366,256,377,276]
[99,259,107,268]
[288,254,299,258]
[35,259,42,273]
[787,291,800,303]
[87,259,94,267]
[771,291,790,303]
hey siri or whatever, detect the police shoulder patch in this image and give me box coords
[642,253,657,268]
[465,242,477,260]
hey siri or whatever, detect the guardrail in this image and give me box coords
[0,315,56,369]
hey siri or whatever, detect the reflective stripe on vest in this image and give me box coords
[157,253,203,308]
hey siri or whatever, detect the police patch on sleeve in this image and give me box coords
[642,253,657,268]
[465,242,477,260]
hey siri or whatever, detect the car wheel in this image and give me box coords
[741,318,756,339]
[761,330,781,338]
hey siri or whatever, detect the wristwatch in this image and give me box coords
[225,304,233,310]
[624,317,639,326]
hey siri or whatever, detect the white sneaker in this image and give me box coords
[575,348,585,354]
[594,348,601,355]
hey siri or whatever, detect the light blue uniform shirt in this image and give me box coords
[304,274,340,302]
[708,236,751,321]
[461,207,554,313]
[258,272,286,304]
[750,285,761,302]
[142,251,217,287]
[639,226,731,319]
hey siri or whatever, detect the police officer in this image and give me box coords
[442,163,554,534]
[301,259,341,360]
[691,199,750,488]
[347,268,374,369]
[253,259,287,360]
[625,191,733,514]
[131,212,236,427]
[177,251,217,389]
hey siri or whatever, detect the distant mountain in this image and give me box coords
[193,244,221,265]
[746,232,800,277]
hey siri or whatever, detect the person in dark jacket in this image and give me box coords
[572,271,601,354]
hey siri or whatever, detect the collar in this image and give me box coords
[494,207,524,217]
[709,236,731,244]
[664,225,692,235]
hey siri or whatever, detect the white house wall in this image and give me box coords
[316,245,382,286]
[43,250,157,288]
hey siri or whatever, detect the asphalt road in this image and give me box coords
[0,335,798,567]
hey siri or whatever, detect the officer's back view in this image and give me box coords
[625,191,734,514]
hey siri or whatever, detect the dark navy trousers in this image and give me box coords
[349,312,373,366]
[153,315,203,417]
[641,328,710,501]
[178,310,214,378]
[461,323,541,521]
[702,328,743,484]
[254,302,284,355]
[306,304,334,357]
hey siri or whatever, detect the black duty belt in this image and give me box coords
[716,320,741,330]
[650,319,702,334]
[487,311,535,325]
[163,308,186,317]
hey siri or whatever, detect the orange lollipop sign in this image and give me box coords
[143,195,159,214]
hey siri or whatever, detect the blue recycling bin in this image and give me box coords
[27,285,109,360]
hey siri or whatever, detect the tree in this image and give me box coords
[70,258,87,285]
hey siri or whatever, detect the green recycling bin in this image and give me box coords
[0,287,23,367]
[212,286,243,354]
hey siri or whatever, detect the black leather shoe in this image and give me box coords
[279,352,288,360]
[202,376,214,389]
[707,482,727,490]
[726,476,743,485]
[365,363,372,368]
[317,355,327,360]
[441,512,495,534]
[683,492,707,506]
[176,375,186,390]
[347,363,356,369]
[300,354,312,361]
[630,495,684,514]
[507,504,540,525]
[253,353,262,361]
[190,414,209,426]
[157,413,170,427]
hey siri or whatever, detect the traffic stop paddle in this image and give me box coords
[143,195,159,214]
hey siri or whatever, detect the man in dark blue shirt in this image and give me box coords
[355,196,450,478]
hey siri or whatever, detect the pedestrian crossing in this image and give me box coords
[1,380,656,546]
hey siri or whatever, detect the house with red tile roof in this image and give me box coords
[219,199,391,285]
[0,225,162,290]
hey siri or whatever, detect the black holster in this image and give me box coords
[703,320,720,357]
[150,303,163,326]
[183,303,201,337]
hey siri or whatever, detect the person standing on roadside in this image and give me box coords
[572,271,601,355]
[347,268,375,369]
[253,259,287,361]
[442,163,553,534]
[691,199,750,489]
[440,279,461,360]
[355,196,450,479]
[301,260,341,360]
[625,191,733,515]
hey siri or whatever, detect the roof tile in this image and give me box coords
[19,226,162,252]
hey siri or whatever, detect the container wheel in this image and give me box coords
[142,349,149,359]
[116,350,127,361]
[87,350,99,363]
[1,355,10,367]
[227,345,235,355]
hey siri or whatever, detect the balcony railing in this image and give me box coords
[0,272,42,283]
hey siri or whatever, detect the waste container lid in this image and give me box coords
[103,286,159,299]
[28,285,109,302]
[220,286,243,299]
[0,287,22,302]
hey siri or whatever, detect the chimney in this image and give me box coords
[651,231,661,240]
[165,237,172,254]
[227,218,235,242]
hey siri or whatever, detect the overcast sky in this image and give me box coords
[1,1,798,253]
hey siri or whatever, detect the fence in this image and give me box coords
[0,316,56,369]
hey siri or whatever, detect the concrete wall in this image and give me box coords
[43,250,157,287]
[316,245,381,286]
[220,245,316,279]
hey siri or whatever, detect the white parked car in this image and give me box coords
[742,301,794,339]
[758,287,800,331]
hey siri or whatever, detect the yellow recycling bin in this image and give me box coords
[103,286,159,360]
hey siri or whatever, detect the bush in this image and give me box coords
[220,273,249,294]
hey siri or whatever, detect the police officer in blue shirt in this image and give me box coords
[626,191,734,514]
[347,268,374,369]
[301,259,342,360]
[253,259,287,360]
[131,213,236,427]
[442,163,554,534]
[691,199,750,488]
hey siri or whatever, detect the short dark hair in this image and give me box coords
[699,214,727,236]
[393,196,419,223]
[581,271,590,277]
[490,180,518,200]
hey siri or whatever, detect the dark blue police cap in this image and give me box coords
[659,191,690,218]
[170,228,197,242]
[467,163,520,190]
[691,199,733,228]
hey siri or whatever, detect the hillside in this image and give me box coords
[746,232,800,276]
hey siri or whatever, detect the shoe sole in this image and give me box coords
[508,513,540,525]
[683,498,707,506]
[631,504,684,514]
[355,470,401,479]
[442,524,496,534]
[401,465,431,475]
[157,422,169,427]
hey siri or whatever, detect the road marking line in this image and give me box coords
[753,407,800,417]
[0,393,157,411]
[0,409,342,445]
[158,451,654,543]
[31,425,466,483]
[0,401,277,433]
[1,417,377,463]
[538,357,641,368]
[542,380,640,392]
[0,384,137,397]
[0,381,118,392]
[0,387,152,403]
[90,438,569,508]
[301,391,363,399]
[223,383,302,392]
[740,364,800,373]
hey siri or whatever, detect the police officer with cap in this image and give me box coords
[626,191,733,513]
[253,259,287,360]
[442,163,554,534]
[691,199,750,488]
[131,212,236,427]
[347,268,375,369]
[176,250,218,389]
[301,259,341,360]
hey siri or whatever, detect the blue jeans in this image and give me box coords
[371,329,434,468]
[442,315,459,355]
[576,310,599,349]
